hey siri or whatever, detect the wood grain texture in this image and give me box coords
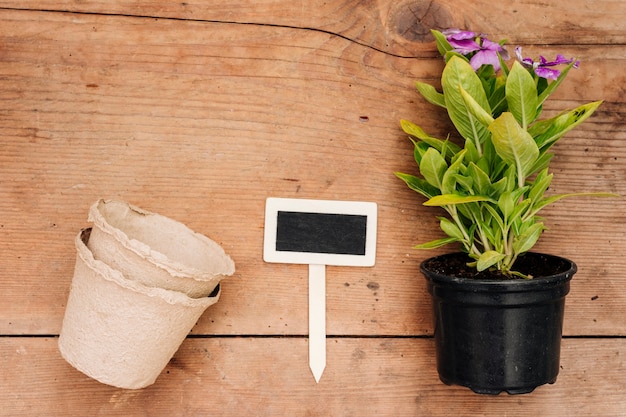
[1,337,625,416]
[0,2,624,415]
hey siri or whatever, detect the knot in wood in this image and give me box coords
[391,1,453,43]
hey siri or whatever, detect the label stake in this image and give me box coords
[308,264,326,382]
[263,198,377,383]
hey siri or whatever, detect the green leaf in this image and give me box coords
[464,138,480,164]
[424,194,493,206]
[455,201,475,222]
[537,61,576,107]
[412,139,431,166]
[496,187,528,223]
[441,149,467,194]
[439,217,465,240]
[466,162,491,195]
[488,112,539,182]
[509,200,533,234]
[527,152,554,177]
[498,52,510,77]
[529,101,603,151]
[442,56,491,150]
[503,164,518,192]
[451,174,474,192]
[497,191,516,221]
[512,198,532,219]
[513,222,544,254]
[489,177,508,197]
[476,251,506,271]
[415,82,446,108]
[400,119,462,158]
[420,148,447,189]
[414,237,459,249]
[484,204,505,231]
[488,164,516,197]
[395,172,440,200]
[459,85,495,127]
[431,29,453,57]
[488,76,508,117]
[527,168,553,205]
[477,64,497,94]
[480,138,503,178]
[506,61,538,129]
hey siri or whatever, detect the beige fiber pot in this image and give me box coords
[87,199,235,298]
[59,229,222,389]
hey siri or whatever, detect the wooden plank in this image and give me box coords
[0,9,624,337]
[1,337,625,416]
[0,0,624,55]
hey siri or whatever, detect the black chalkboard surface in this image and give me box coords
[263,198,377,266]
[275,211,367,255]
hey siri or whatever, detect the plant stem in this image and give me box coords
[472,210,492,252]
[448,205,481,257]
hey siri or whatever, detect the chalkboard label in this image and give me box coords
[263,197,378,383]
[264,198,377,266]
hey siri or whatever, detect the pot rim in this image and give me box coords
[76,228,221,306]
[420,252,577,291]
[88,199,235,279]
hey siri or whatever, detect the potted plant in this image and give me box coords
[396,29,618,394]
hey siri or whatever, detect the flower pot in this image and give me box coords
[87,199,235,298]
[421,252,577,395]
[58,229,222,389]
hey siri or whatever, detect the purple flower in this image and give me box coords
[443,29,481,54]
[515,46,579,80]
[469,38,508,72]
[443,29,508,71]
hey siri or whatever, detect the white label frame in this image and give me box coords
[263,197,378,267]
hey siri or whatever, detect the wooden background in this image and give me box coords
[1,1,624,415]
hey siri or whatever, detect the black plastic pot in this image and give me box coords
[421,252,577,395]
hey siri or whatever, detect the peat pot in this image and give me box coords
[59,229,222,389]
[421,252,577,395]
[87,199,235,298]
